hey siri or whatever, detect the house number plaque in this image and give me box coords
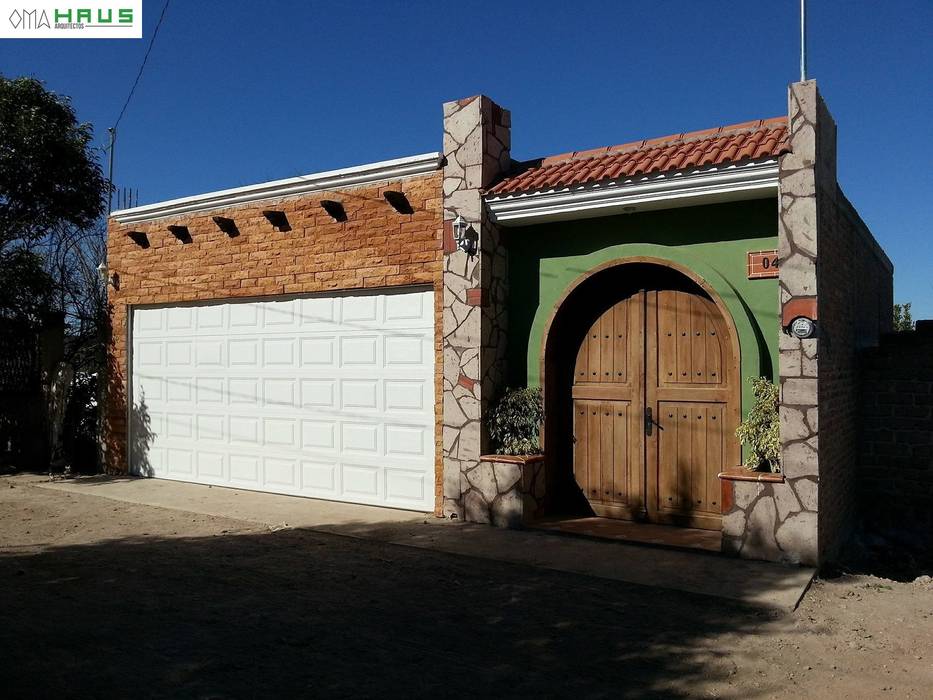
[747,250,779,279]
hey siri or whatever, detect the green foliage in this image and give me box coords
[893,302,914,332]
[0,248,54,323]
[735,377,781,473]
[487,387,544,456]
[0,75,107,247]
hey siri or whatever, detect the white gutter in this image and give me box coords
[485,159,779,225]
[111,152,443,224]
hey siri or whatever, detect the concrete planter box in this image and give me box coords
[463,455,547,528]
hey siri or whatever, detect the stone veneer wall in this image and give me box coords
[104,173,446,511]
[723,81,892,566]
[440,95,511,520]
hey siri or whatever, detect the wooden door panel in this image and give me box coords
[647,286,736,531]
[572,293,644,518]
[654,401,726,527]
[656,290,725,388]
[573,399,639,515]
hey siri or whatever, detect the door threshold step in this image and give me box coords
[531,516,722,554]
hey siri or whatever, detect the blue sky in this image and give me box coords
[3,1,932,317]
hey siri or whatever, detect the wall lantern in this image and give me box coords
[212,216,239,237]
[96,261,119,289]
[788,316,817,339]
[320,200,347,222]
[167,224,192,243]
[452,215,477,256]
[262,209,291,232]
[383,190,414,215]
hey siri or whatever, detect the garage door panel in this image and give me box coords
[229,338,258,366]
[136,341,163,366]
[299,337,336,366]
[229,454,259,485]
[131,288,435,511]
[196,414,225,442]
[342,463,380,499]
[166,307,194,331]
[340,335,379,366]
[262,378,297,408]
[385,467,428,504]
[299,297,336,327]
[300,379,336,409]
[197,451,225,480]
[385,423,430,457]
[229,415,260,445]
[196,377,225,405]
[195,340,224,367]
[196,304,224,331]
[301,460,338,493]
[301,420,337,452]
[229,302,260,329]
[263,456,298,489]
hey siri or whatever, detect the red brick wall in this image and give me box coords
[104,172,445,513]
[816,186,894,562]
[859,331,933,535]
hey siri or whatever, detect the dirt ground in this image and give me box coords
[1,475,931,699]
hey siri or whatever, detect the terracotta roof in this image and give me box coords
[486,117,790,196]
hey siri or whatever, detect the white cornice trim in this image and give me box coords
[484,159,779,225]
[111,152,443,224]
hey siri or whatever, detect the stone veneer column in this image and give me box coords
[441,95,511,520]
[722,81,835,565]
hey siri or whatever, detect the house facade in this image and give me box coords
[105,80,892,567]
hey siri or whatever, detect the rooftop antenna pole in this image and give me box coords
[800,0,808,81]
[107,126,116,214]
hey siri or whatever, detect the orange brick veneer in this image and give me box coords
[104,172,445,514]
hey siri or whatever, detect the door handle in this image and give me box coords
[645,407,663,435]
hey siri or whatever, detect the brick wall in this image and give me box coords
[104,172,445,512]
[816,182,894,563]
[858,330,933,534]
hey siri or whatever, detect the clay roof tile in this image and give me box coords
[487,116,790,196]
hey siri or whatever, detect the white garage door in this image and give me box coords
[129,288,436,511]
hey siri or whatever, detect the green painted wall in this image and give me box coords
[506,198,779,419]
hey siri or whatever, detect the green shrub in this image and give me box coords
[735,377,781,472]
[487,387,544,456]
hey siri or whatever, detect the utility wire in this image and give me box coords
[113,0,171,130]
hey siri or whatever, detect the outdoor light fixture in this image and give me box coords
[320,200,347,222]
[383,190,414,215]
[96,261,119,289]
[452,214,477,256]
[262,210,291,232]
[167,224,192,243]
[126,230,150,248]
[212,216,239,237]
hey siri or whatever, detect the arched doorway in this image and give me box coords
[541,258,741,531]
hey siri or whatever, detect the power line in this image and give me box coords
[108,0,170,213]
[113,0,171,130]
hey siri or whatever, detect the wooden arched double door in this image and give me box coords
[570,273,739,530]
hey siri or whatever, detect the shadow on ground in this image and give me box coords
[0,520,800,699]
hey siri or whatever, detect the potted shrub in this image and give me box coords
[487,387,544,456]
[735,377,781,473]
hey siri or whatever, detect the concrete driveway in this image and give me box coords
[36,474,813,609]
[4,474,930,699]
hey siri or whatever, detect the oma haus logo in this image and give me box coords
[1,1,142,38]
